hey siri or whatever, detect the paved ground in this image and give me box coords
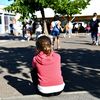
[0,33,100,100]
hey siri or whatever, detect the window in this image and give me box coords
[0,16,2,24]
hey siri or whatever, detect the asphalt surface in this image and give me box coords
[0,33,100,100]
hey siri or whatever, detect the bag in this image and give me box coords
[53,22,60,32]
[51,21,60,36]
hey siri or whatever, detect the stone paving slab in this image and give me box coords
[0,33,100,100]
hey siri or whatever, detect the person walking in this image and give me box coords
[35,21,42,40]
[68,21,73,38]
[31,35,65,96]
[90,12,99,45]
[22,22,26,38]
[50,15,63,49]
[63,22,69,38]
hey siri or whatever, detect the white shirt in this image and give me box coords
[35,24,42,33]
[38,83,65,94]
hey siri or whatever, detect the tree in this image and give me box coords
[5,0,91,34]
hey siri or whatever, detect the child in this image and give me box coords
[50,15,63,49]
[32,35,65,96]
[25,29,31,41]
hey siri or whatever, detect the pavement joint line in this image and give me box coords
[1,89,100,100]
[0,95,42,100]
[0,90,96,100]
[62,89,100,95]
[62,90,89,95]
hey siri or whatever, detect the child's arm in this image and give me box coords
[58,21,64,32]
[32,57,36,69]
[32,48,39,68]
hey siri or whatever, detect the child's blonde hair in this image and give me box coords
[36,35,52,55]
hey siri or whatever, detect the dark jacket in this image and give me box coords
[90,19,99,32]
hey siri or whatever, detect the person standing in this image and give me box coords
[74,23,79,35]
[9,22,14,35]
[68,21,73,38]
[35,21,42,40]
[22,22,26,38]
[50,15,63,49]
[63,22,69,38]
[31,35,65,96]
[90,13,99,45]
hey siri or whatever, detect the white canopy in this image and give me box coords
[75,0,100,16]
[35,8,55,18]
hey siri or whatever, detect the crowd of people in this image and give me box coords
[9,18,43,41]
[9,13,100,47]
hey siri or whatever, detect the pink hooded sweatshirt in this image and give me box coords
[32,51,64,87]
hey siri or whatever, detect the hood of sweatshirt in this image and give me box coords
[35,51,59,65]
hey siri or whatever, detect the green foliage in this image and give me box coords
[51,0,91,16]
[5,0,36,21]
[5,0,91,21]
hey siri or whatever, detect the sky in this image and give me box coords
[0,0,13,6]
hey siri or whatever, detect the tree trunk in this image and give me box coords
[40,7,49,35]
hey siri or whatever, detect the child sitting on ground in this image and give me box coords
[31,35,65,96]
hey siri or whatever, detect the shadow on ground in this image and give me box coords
[0,35,24,40]
[0,46,100,98]
[0,45,38,95]
[4,75,36,95]
[0,34,35,41]
[0,46,35,74]
[57,48,100,98]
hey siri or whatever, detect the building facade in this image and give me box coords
[0,5,15,34]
